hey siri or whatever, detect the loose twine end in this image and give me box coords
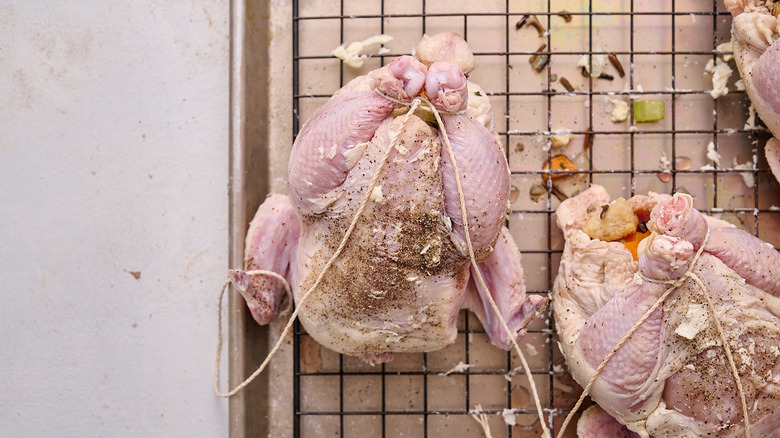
[470,404,494,438]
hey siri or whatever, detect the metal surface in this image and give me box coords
[231,0,780,437]
[229,0,293,436]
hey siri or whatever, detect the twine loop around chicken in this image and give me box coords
[556,226,751,438]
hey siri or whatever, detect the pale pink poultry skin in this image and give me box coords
[230,35,547,364]
[725,0,780,182]
[554,185,780,437]
[577,405,639,438]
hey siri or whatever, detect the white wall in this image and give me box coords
[0,1,230,435]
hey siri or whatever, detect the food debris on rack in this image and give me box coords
[441,361,472,376]
[501,408,519,426]
[331,34,394,68]
[542,155,577,180]
[550,128,574,148]
[529,44,549,71]
[608,53,626,77]
[744,104,757,130]
[658,151,672,182]
[716,41,734,62]
[604,97,629,122]
[559,76,575,92]
[516,14,546,37]
[509,184,520,204]
[676,156,692,171]
[733,155,757,188]
[706,141,723,167]
[660,152,671,170]
[583,126,594,150]
[577,52,607,77]
[628,82,645,97]
[556,10,573,23]
[704,41,735,99]
[529,184,547,202]
[704,58,733,98]
[634,100,665,123]
[503,365,524,382]
[537,152,589,201]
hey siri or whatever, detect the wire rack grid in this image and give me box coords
[288,1,780,437]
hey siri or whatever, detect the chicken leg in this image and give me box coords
[461,227,547,350]
[228,194,300,325]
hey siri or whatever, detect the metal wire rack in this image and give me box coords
[288,1,780,436]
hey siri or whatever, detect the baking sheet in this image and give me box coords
[229,0,780,436]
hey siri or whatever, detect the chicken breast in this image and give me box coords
[725,0,780,182]
[554,184,780,437]
[229,34,547,364]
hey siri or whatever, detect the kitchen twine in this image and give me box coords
[470,404,494,438]
[214,92,552,438]
[373,88,468,115]
[555,226,751,438]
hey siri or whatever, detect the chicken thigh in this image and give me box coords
[554,184,780,437]
[230,34,547,364]
[725,0,780,182]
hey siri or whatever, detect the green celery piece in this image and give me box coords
[633,100,665,123]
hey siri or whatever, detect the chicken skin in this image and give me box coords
[554,185,780,437]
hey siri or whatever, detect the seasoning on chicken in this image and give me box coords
[229,34,547,365]
[553,184,780,437]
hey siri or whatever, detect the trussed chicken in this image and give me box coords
[230,34,546,364]
[554,185,780,437]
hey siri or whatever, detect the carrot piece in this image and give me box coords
[542,155,577,180]
[624,230,652,261]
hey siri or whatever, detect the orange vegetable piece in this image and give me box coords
[542,155,577,180]
[624,230,652,261]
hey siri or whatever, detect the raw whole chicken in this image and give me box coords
[725,0,780,182]
[229,34,547,364]
[554,184,780,437]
